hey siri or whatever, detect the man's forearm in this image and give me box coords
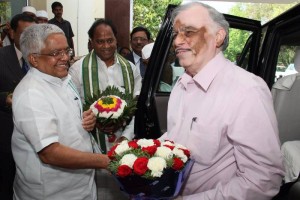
[38,142,109,169]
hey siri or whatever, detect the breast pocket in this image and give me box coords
[188,121,221,166]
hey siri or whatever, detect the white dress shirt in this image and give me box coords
[69,53,142,149]
[12,68,96,200]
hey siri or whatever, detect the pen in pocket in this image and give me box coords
[190,117,197,130]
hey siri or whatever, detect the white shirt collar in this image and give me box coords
[132,51,141,64]
[14,44,22,59]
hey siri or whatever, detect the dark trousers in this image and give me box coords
[0,152,15,200]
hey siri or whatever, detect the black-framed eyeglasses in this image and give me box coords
[33,48,74,59]
[132,37,148,42]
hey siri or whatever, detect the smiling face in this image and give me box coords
[29,33,70,78]
[172,5,226,76]
[131,31,149,57]
[90,24,117,67]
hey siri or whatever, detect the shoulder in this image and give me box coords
[0,45,16,58]
[125,52,134,63]
[63,19,72,25]
[48,18,56,23]
[117,54,136,69]
[69,56,85,74]
[225,61,266,89]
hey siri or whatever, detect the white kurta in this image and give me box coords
[12,68,96,200]
[69,53,142,150]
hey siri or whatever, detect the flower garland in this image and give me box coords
[107,139,191,179]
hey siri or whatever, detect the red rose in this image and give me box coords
[107,144,118,159]
[165,140,174,144]
[117,165,132,177]
[163,144,175,150]
[172,157,184,170]
[133,157,149,175]
[153,139,161,146]
[142,145,157,156]
[179,148,190,158]
[128,140,138,149]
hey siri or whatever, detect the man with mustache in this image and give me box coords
[48,1,74,53]
[126,26,151,78]
[69,18,142,199]
[163,2,284,199]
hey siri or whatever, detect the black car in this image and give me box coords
[134,3,300,199]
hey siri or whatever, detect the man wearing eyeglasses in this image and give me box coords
[126,26,151,78]
[0,14,35,200]
[11,24,110,200]
[163,2,284,200]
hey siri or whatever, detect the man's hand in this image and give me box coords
[6,93,13,107]
[114,136,128,144]
[95,121,125,134]
[82,109,96,132]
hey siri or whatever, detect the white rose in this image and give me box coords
[90,100,99,115]
[147,157,167,177]
[161,140,175,147]
[155,146,173,159]
[174,143,188,150]
[173,148,188,163]
[137,139,155,148]
[120,154,137,168]
[115,141,130,155]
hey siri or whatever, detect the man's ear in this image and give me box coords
[10,29,15,40]
[216,29,226,48]
[28,54,38,68]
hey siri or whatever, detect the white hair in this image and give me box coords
[20,24,64,63]
[171,2,229,51]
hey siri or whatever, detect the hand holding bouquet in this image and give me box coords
[84,86,137,143]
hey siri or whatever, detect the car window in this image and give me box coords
[158,45,184,93]
[275,45,299,82]
[224,28,252,64]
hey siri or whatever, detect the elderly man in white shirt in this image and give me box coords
[12,24,110,200]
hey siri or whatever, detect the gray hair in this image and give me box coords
[20,24,64,63]
[171,2,229,51]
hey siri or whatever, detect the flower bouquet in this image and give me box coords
[107,139,194,199]
[84,86,137,143]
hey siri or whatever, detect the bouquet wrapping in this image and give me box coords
[107,139,194,199]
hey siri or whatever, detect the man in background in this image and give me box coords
[0,14,35,200]
[69,18,142,200]
[22,6,37,20]
[48,1,74,53]
[36,10,49,24]
[126,26,151,78]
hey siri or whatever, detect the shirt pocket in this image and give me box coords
[187,121,220,167]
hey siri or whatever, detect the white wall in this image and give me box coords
[32,0,105,56]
